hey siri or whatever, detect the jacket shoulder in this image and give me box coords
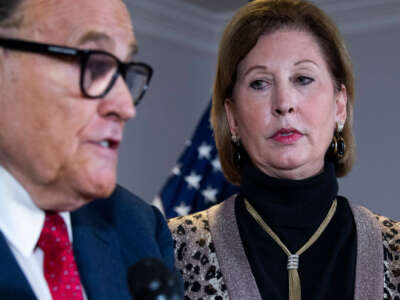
[374,213,400,298]
[168,210,210,237]
[168,210,229,299]
[375,214,400,246]
[87,185,159,230]
[77,185,175,270]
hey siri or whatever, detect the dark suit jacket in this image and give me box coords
[0,185,175,299]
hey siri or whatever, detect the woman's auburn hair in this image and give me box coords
[211,0,355,185]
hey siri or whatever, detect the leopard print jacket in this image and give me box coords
[168,211,400,299]
[379,215,400,299]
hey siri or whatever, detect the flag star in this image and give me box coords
[202,187,218,203]
[211,157,222,172]
[174,202,191,216]
[198,143,212,160]
[185,172,202,190]
[172,164,181,176]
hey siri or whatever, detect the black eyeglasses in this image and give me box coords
[0,38,153,106]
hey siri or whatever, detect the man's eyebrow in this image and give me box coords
[77,31,112,46]
[76,31,138,61]
[127,42,138,61]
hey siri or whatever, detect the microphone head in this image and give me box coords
[127,258,182,300]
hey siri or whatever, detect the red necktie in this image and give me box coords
[38,212,84,300]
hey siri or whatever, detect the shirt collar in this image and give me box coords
[0,165,72,258]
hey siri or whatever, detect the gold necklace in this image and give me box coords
[245,198,337,300]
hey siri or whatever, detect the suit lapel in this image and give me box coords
[0,232,36,299]
[208,195,262,300]
[71,207,131,300]
[350,203,384,300]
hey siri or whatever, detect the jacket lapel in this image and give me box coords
[71,207,131,300]
[0,232,36,299]
[208,195,262,300]
[350,203,384,300]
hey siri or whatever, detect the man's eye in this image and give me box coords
[295,76,314,86]
[88,60,115,80]
[250,80,267,90]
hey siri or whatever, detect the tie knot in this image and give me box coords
[38,212,70,252]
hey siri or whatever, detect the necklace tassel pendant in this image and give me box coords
[288,268,301,300]
[287,255,299,270]
[288,255,301,300]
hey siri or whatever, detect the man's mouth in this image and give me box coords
[97,139,120,150]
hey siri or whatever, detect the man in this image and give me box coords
[0,0,175,299]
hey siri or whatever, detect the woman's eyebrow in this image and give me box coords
[294,59,318,67]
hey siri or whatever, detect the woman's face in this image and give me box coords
[225,29,347,180]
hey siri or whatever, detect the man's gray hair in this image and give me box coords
[0,0,24,27]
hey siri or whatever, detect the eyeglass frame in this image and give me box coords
[0,37,153,106]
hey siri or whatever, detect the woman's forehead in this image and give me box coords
[236,29,328,77]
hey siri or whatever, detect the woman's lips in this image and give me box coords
[271,128,303,144]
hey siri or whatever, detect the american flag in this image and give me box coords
[154,102,239,218]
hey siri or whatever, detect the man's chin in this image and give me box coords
[88,180,116,200]
[77,173,117,201]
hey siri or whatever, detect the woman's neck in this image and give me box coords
[240,161,338,228]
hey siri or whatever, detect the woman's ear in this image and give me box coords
[224,98,239,137]
[336,84,347,125]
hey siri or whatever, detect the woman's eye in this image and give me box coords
[295,76,314,86]
[250,80,267,90]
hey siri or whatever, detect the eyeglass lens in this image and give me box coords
[125,65,149,104]
[83,53,117,97]
[82,52,149,103]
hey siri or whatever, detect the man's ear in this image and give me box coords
[224,98,239,137]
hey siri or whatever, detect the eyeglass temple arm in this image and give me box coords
[0,38,81,57]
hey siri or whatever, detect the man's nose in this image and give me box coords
[98,76,136,121]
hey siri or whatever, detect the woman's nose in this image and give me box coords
[272,84,295,117]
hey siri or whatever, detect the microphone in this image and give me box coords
[127,258,182,300]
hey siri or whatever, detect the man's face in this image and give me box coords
[0,0,136,211]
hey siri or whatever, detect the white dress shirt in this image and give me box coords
[0,165,87,300]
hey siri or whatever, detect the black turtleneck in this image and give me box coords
[235,161,356,299]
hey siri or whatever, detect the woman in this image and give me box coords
[168,0,400,299]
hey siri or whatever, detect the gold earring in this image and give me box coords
[330,122,345,160]
[231,134,242,168]
[231,134,240,145]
